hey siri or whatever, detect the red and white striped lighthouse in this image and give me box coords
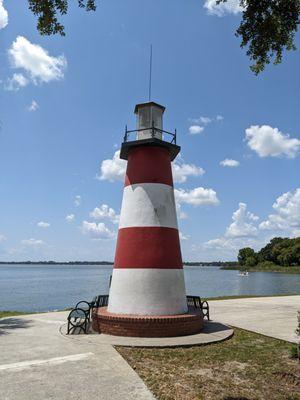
[93,102,203,337]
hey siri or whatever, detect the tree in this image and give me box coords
[238,247,257,266]
[27,0,300,74]
[28,0,96,36]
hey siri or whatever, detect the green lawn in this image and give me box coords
[0,311,30,318]
[118,329,300,400]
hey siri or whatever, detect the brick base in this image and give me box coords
[92,307,204,337]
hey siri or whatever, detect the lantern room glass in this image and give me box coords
[136,104,163,140]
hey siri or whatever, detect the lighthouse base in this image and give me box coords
[92,307,204,337]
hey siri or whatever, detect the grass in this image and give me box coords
[221,265,300,274]
[117,329,300,400]
[205,294,300,301]
[0,311,30,318]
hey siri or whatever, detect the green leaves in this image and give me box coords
[28,0,96,36]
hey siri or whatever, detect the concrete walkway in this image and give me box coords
[0,311,154,400]
[210,295,300,343]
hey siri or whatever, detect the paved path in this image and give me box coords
[210,295,300,343]
[0,311,154,400]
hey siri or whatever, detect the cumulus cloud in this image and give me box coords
[175,187,220,206]
[225,203,259,238]
[7,36,67,88]
[204,0,243,17]
[5,73,29,91]
[74,195,81,207]
[66,214,75,223]
[28,100,39,112]
[204,203,260,252]
[172,161,205,183]
[98,150,127,182]
[0,234,6,242]
[37,221,50,228]
[259,189,300,233]
[21,238,45,246]
[245,125,300,158]
[0,0,8,29]
[90,204,120,224]
[81,221,115,240]
[189,125,204,135]
[220,159,240,167]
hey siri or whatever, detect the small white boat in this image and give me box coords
[238,271,249,276]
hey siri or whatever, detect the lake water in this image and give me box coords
[0,264,300,312]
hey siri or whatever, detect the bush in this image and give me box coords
[289,344,300,360]
[256,261,278,270]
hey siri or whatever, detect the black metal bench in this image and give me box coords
[67,308,89,334]
[186,295,210,320]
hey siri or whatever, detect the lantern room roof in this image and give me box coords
[134,101,166,114]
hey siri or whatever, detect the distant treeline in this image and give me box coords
[0,261,114,265]
[183,261,238,267]
[238,237,300,268]
[0,261,237,266]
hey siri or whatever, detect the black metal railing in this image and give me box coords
[124,123,177,145]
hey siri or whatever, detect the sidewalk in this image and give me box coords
[0,311,154,400]
[210,295,300,343]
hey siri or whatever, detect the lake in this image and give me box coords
[0,264,300,312]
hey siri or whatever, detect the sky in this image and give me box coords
[0,0,299,262]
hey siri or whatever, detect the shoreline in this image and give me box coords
[1,293,300,318]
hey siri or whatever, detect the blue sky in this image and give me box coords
[0,0,299,262]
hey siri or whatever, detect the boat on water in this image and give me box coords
[238,271,249,276]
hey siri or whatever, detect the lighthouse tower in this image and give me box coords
[93,102,203,337]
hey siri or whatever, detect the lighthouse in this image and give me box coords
[93,102,203,337]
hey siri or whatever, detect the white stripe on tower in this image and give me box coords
[119,183,178,229]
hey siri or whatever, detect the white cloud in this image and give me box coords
[204,237,236,250]
[0,234,6,242]
[175,187,220,206]
[225,202,259,238]
[66,214,75,223]
[90,204,119,224]
[220,159,240,167]
[98,150,127,182]
[204,0,243,17]
[8,36,67,87]
[37,221,50,228]
[21,238,45,246]
[28,100,39,112]
[204,203,260,255]
[0,0,8,29]
[245,125,300,158]
[216,115,224,121]
[74,195,81,207]
[81,221,115,240]
[259,189,300,232]
[199,116,212,125]
[179,231,189,241]
[189,125,204,135]
[172,161,205,183]
[5,73,29,91]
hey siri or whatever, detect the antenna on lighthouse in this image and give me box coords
[148,44,153,101]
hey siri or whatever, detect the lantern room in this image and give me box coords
[134,102,165,140]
